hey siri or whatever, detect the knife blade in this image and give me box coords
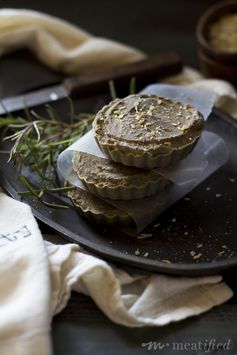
[0,52,182,116]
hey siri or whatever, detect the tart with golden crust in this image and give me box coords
[68,188,133,227]
[93,94,204,168]
[72,151,170,200]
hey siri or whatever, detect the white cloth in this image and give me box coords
[0,193,51,355]
[0,193,233,355]
[0,9,144,75]
[162,66,237,99]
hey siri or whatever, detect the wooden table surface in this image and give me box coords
[0,1,236,354]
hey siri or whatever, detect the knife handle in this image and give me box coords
[63,52,183,97]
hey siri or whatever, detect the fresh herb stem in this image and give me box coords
[108,80,117,100]
[0,100,94,209]
[129,77,136,95]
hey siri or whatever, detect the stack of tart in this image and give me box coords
[69,94,204,228]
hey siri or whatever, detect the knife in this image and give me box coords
[0,52,182,116]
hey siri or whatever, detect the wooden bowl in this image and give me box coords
[198,49,237,82]
[196,0,237,83]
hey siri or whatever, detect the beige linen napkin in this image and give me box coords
[0,193,52,355]
[0,193,233,355]
[0,8,144,75]
[47,241,232,326]
[162,66,237,98]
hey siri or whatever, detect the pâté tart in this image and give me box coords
[93,94,204,168]
[68,188,133,227]
[72,151,170,200]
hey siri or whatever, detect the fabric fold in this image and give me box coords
[0,9,145,75]
[0,193,52,355]
[46,242,233,327]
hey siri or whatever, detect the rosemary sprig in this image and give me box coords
[0,99,94,208]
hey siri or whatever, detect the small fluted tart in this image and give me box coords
[93,94,204,168]
[68,188,133,227]
[72,151,170,200]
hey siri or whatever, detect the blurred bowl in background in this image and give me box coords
[196,0,237,83]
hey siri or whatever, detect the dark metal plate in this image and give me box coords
[0,107,237,276]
